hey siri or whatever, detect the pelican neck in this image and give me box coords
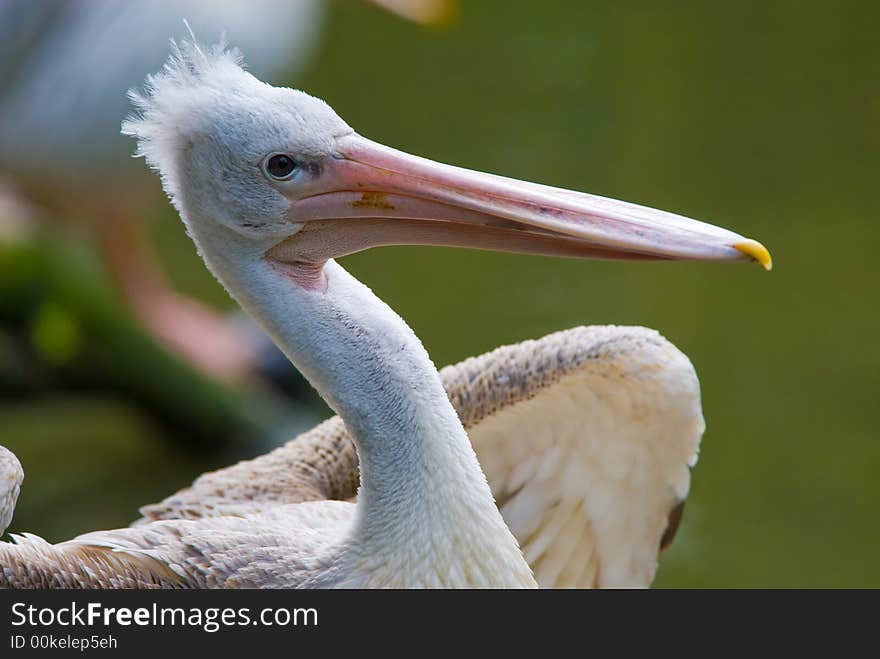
[185,221,533,585]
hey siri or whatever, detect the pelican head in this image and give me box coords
[124,40,771,294]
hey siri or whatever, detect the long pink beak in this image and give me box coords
[277,133,772,271]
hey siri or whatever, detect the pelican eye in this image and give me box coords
[264,154,298,180]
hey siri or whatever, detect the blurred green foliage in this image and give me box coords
[0,235,272,445]
[2,1,878,586]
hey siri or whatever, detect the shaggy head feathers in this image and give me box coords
[122,39,351,237]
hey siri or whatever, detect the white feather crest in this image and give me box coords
[121,35,248,164]
[119,34,256,213]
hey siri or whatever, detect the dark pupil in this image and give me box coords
[267,154,296,178]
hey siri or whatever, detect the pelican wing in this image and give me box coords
[137,325,703,588]
[1,436,355,589]
[135,415,360,523]
[0,531,188,588]
[442,326,703,588]
[0,501,353,588]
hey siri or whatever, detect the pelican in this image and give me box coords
[0,41,770,588]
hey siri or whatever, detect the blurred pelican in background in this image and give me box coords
[0,0,452,382]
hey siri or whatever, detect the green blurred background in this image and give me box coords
[1,0,877,587]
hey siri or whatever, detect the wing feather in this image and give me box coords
[0,501,353,588]
[453,326,704,587]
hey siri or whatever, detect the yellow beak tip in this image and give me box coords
[734,239,773,271]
